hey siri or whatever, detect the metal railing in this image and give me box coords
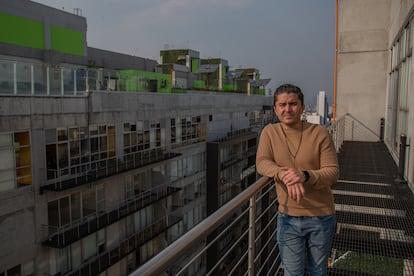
[41,148,180,192]
[131,176,279,276]
[327,113,381,152]
[43,184,181,248]
[130,113,384,276]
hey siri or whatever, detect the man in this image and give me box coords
[256,84,339,275]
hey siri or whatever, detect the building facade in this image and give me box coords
[337,0,414,189]
[0,1,274,275]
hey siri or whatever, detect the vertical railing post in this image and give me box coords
[351,119,355,141]
[248,195,256,276]
[398,134,408,182]
[380,118,385,141]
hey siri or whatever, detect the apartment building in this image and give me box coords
[0,1,273,275]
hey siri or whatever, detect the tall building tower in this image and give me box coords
[317,91,328,125]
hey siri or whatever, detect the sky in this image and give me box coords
[33,0,336,108]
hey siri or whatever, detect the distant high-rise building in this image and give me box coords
[317,91,328,125]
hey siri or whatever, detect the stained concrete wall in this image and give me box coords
[337,0,391,139]
[338,0,414,188]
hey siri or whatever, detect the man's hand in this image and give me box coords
[280,167,305,203]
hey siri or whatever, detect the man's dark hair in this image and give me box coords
[273,84,304,106]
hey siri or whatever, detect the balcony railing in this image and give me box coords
[66,212,183,276]
[327,113,381,152]
[131,176,279,276]
[43,185,181,248]
[41,149,180,192]
[131,113,414,275]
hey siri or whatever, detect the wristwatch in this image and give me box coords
[302,171,310,182]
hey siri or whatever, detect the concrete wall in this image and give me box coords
[337,0,390,137]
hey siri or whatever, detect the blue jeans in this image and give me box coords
[277,213,336,276]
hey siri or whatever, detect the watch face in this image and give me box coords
[303,171,310,182]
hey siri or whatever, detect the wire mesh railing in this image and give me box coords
[130,176,280,276]
[327,113,381,152]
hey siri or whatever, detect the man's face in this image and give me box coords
[274,92,305,127]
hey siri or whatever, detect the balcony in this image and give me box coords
[41,149,181,192]
[42,185,180,248]
[64,213,182,276]
[131,114,414,276]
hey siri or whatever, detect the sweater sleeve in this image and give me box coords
[307,128,339,189]
[256,125,283,179]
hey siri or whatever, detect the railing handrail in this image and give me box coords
[130,176,272,276]
[343,112,380,139]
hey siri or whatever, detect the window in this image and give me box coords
[57,247,71,274]
[0,260,34,276]
[0,60,14,94]
[47,186,104,232]
[124,120,158,154]
[45,125,115,183]
[0,131,32,192]
[387,18,412,154]
[16,63,32,95]
[170,116,204,146]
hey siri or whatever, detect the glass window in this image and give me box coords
[6,265,21,276]
[82,233,97,261]
[0,131,32,190]
[108,126,115,157]
[62,68,74,95]
[71,241,82,269]
[57,247,71,274]
[90,137,99,153]
[70,141,80,157]
[83,189,97,217]
[21,259,34,276]
[100,136,107,152]
[75,68,86,92]
[33,63,47,95]
[80,139,89,156]
[96,185,105,213]
[57,129,67,142]
[16,63,32,95]
[58,143,68,168]
[71,193,81,222]
[48,200,59,230]
[49,67,62,95]
[45,129,57,144]
[0,60,14,94]
[46,144,57,180]
[60,197,70,226]
[99,126,107,135]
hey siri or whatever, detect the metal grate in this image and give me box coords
[329,141,414,275]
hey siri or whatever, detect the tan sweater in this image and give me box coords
[256,121,339,216]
